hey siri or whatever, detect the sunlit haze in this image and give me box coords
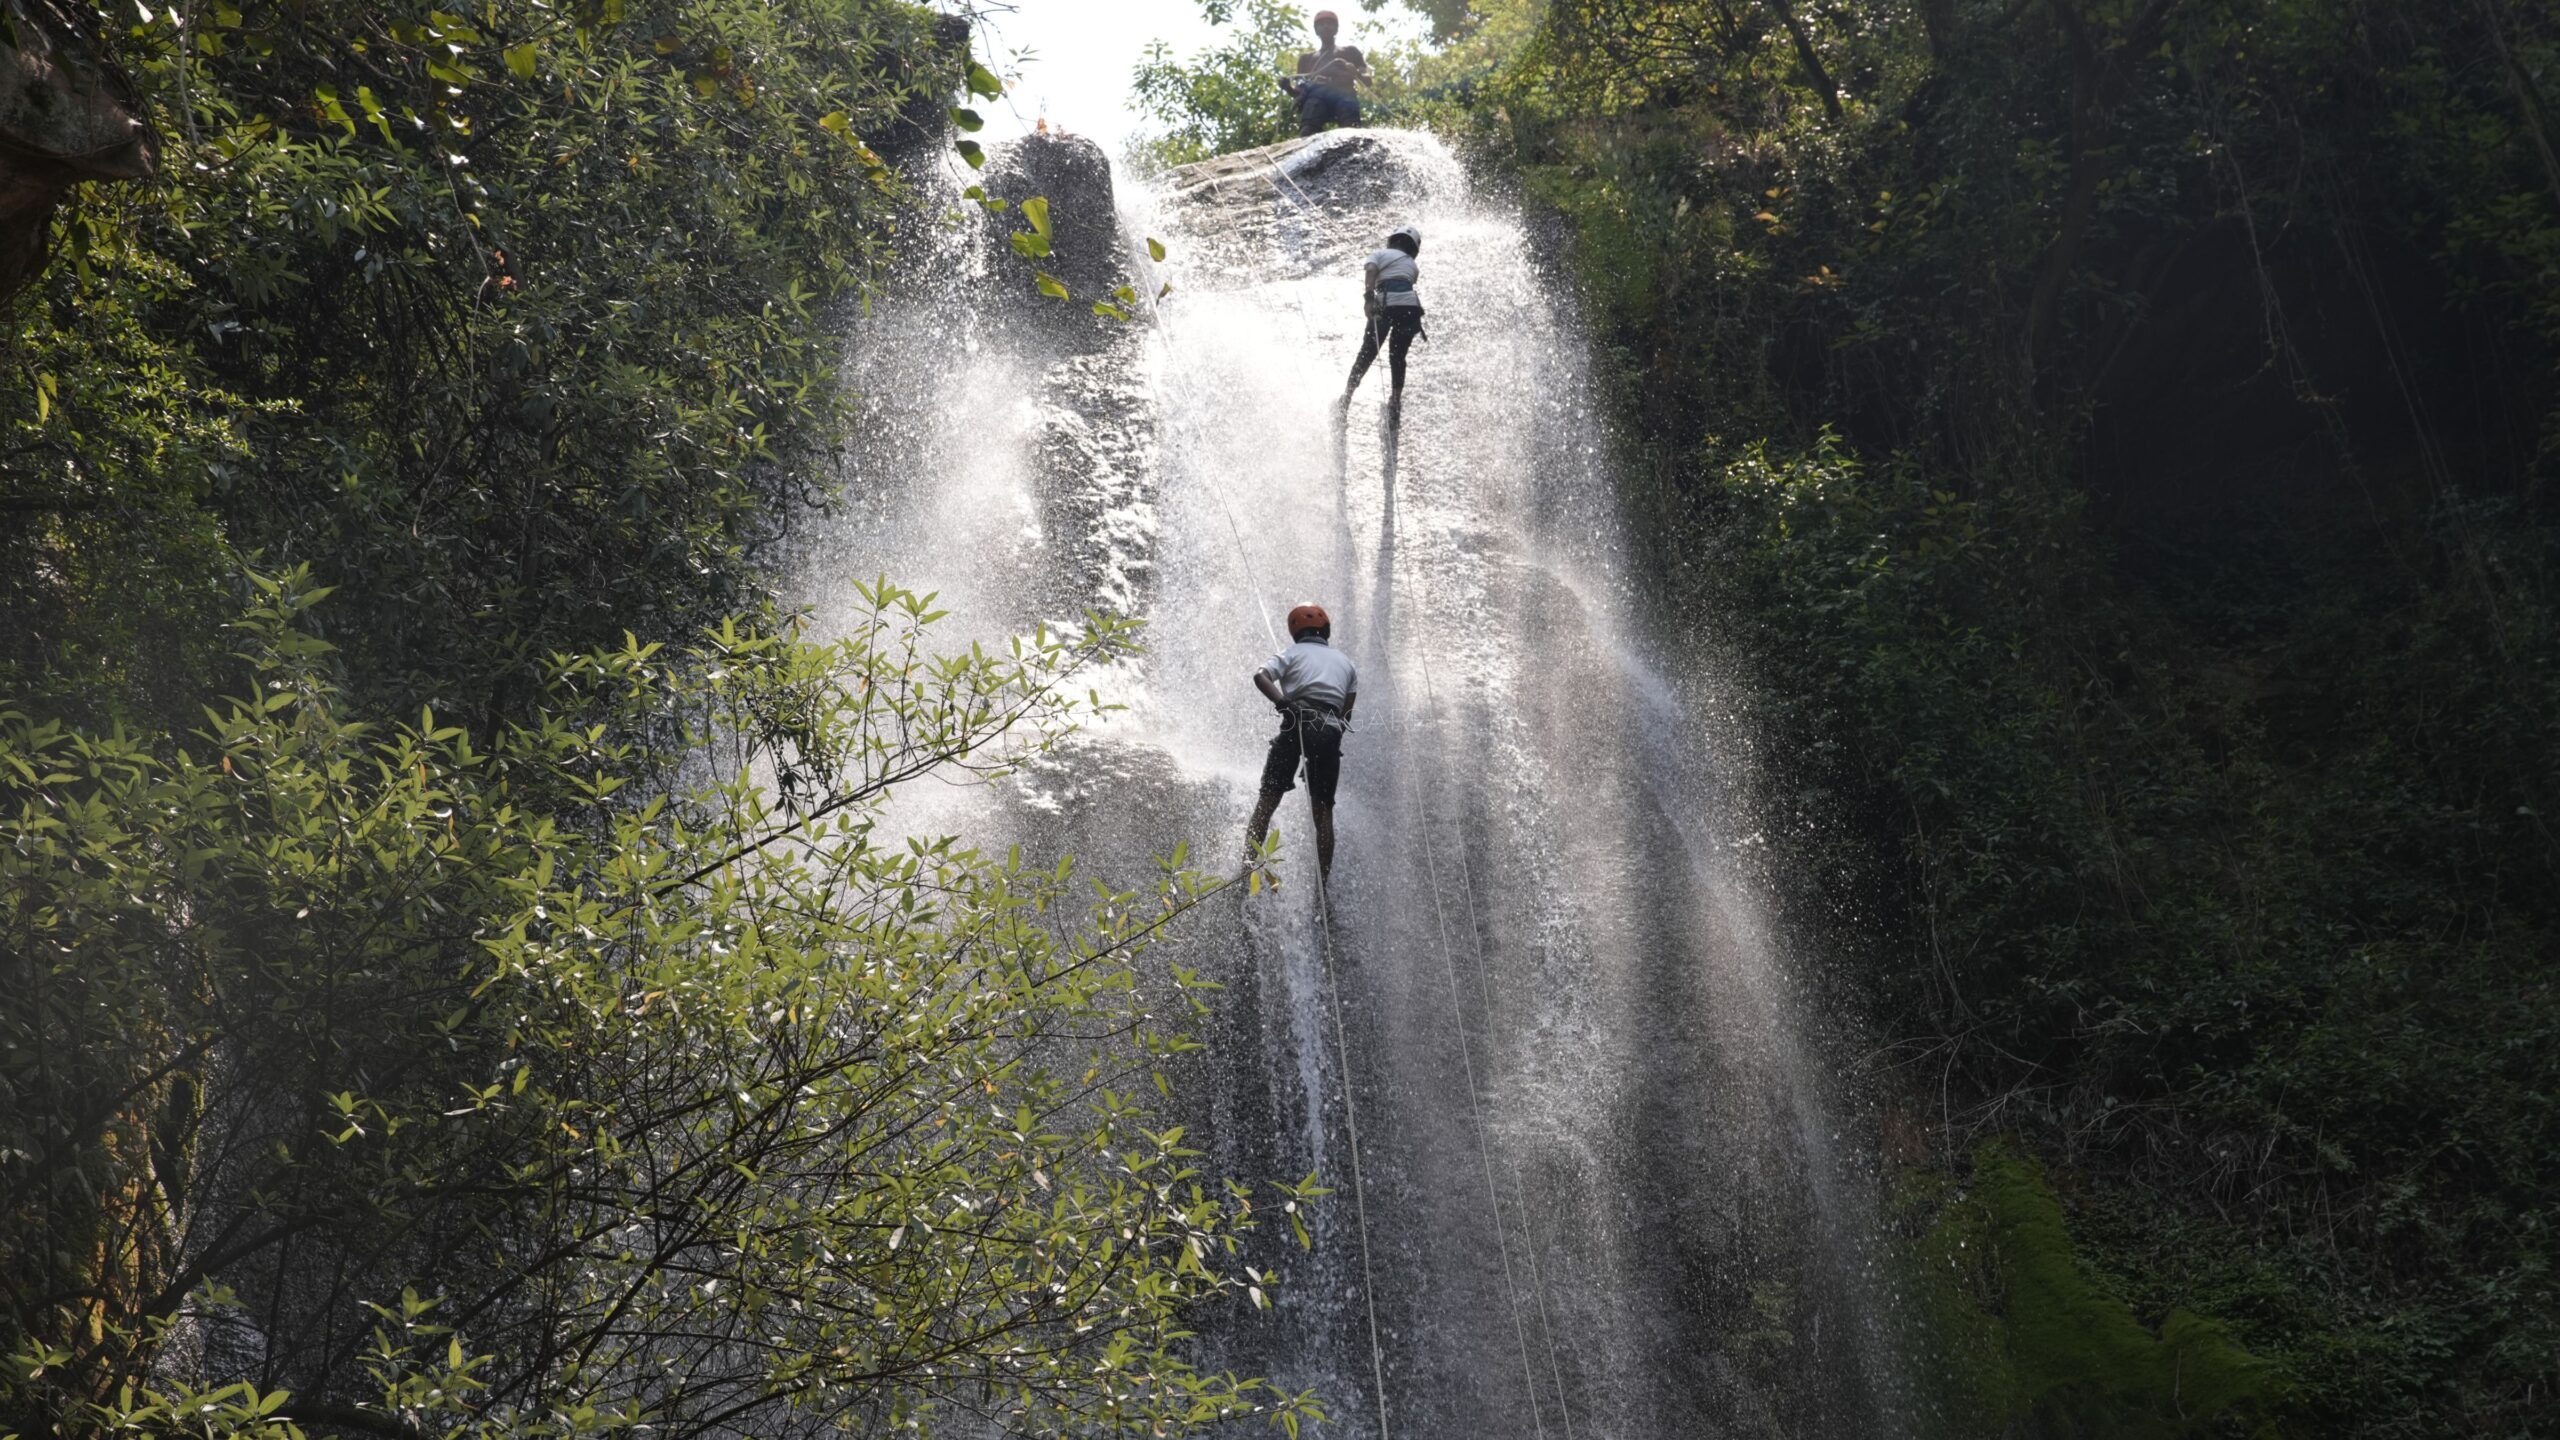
[958,0,1428,159]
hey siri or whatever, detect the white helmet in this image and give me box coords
[1389,223,1422,254]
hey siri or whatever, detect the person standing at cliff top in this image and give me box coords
[1278,9,1371,137]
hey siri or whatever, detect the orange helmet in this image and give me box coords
[1287,602,1331,638]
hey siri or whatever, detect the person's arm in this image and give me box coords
[1342,690,1357,723]
[1255,671,1287,709]
[1344,46,1372,83]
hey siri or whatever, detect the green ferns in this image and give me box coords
[1910,1145,2290,1439]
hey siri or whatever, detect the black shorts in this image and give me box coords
[1369,304,1425,337]
[1297,84,1361,135]
[1259,706,1346,804]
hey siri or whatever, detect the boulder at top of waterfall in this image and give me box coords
[1169,132,1399,216]
[981,131,1120,302]
[1153,131,1442,278]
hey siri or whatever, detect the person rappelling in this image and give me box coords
[1245,603,1359,885]
[1278,9,1371,137]
[1344,224,1425,405]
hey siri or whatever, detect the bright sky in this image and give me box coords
[960,0,1428,158]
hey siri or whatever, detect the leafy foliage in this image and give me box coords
[1132,0,1308,167]
[1903,1143,2289,1437]
[1128,0,1465,168]
[0,2,1319,1431]
[2,576,1321,1436]
[2,0,961,730]
[1337,0,2560,1433]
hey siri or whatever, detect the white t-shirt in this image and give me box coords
[1362,248,1422,311]
[1259,638,1359,711]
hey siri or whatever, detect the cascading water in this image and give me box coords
[799,128,1909,1439]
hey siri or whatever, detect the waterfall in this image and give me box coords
[798,128,1909,1440]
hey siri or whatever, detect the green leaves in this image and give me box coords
[3,0,978,732]
[0,580,1311,1435]
[1011,194,1055,262]
[313,81,355,136]
[1,3,1318,1430]
[0,0,1319,1427]
[1127,0,1306,166]
[1008,197,1075,304]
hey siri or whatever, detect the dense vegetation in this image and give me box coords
[16,0,2558,1431]
[1506,1,2555,1434]
[1140,0,2560,1434]
[1,1,1315,1434]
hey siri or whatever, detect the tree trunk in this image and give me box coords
[2026,0,2182,371]
[1767,0,1845,121]
[1920,0,1959,63]
[0,0,156,301]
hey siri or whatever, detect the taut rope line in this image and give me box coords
[1261,136,1578,1431]
[1397,693,1554,1437]
[1141,231,1395,1438]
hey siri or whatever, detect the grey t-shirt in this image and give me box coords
[1260,638,1359,711]
[1363,248,1421,311]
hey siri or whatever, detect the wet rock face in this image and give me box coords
[1162,131,1446,279]
[1171,131,1395,209]
[0,4,156,299]
[982,132,1119,297]
[822,128,1164,636]
[976,132,1131,350]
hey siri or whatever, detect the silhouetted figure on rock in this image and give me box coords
[1279,9,1370,137]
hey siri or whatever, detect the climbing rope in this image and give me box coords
[1198,151,1576,1424]
[1259,144,1574,1417]
[1306,831,1396,1440]
[1137,147,1583,1435]
[1396,696,1554,1439]
[1360,228,1580,1425]
[1421,689,1583,1438]
[1141,240,1395,1439]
